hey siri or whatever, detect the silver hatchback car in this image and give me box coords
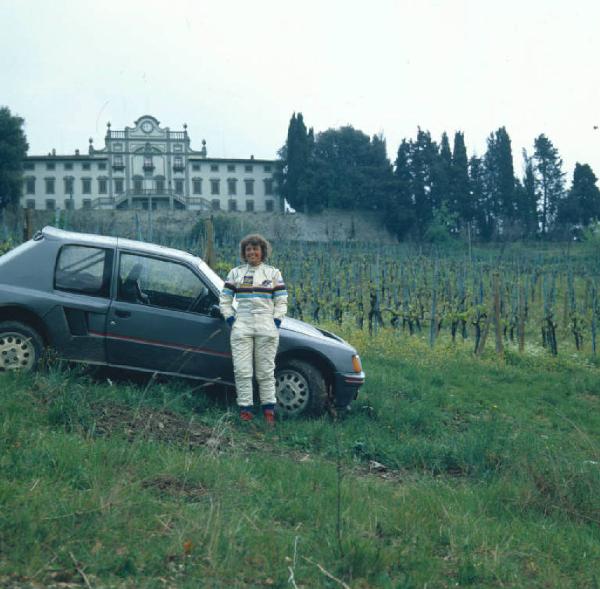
[0,227,364,416]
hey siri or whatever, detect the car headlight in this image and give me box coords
[352,354,362,373]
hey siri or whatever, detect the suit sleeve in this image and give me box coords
[219,269,236,319]
[272,269,288,320]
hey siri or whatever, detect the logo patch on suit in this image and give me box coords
[242,275,254,286]
[261,280,272,286]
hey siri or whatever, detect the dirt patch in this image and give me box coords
[141,475,207,502]
[91,403,230,451]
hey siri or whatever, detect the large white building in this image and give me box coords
[22,115,281,213]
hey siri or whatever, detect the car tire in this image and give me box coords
[275,359,328,417]
[0,321,44,372]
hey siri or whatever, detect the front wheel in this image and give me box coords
[0,321,44,372]
[275,359,328,417]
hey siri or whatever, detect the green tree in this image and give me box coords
[558,163,600,227]
[533,134,565,235]
[385,139,415,239]
[0,106,28,210]
[309,126,394,212]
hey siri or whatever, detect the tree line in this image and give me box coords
[277,113,600,241]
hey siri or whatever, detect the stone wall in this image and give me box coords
[11,209,396,244]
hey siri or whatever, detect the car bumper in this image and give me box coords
[333,370,365,407]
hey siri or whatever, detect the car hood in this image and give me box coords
[282,317,324,338]
[281,317,350,347]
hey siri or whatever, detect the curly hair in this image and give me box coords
[239,233,271,262]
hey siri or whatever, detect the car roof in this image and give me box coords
[41,226,200,265]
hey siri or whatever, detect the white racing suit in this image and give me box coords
[219,263,288,407]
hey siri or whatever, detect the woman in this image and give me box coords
[219,234,288,423]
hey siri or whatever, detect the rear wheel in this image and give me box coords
[0,321,44,372]
[275,359,328,417]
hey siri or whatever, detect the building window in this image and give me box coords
[133,177,143,193]
[26,199,36,209]
[45,178,55,194]
[26,177,35,194]
[263,165,272,172]
[113,155,124,169]
[82,178,92,194]
[265,200,274,212]
[173,156,184,171]
[227,178,237,195]
[114,143,123,152]
[64,198,75,210]
[174,180,184,195]
[210,179,220,195]
[24,162,34,171]
[64,162,73,171]
[98,162,107,170]
[98,178,107,194]
[228,199,237,212]
[192,163,201,171]
[82,163,91,171]
[246,200,254,212]
[174,144,183,152]
[82,199,92,210]
[211,199,220,211]
[46,162,56,171]
[63,177,73,195]
[264,179,274,195]
[192,179,202,194]
[45,199,56,210]
[244,179,254,195]
[227,164,235,172]
[143,155,154,171]
[155,177,165,192]
[210,164,219,172]
[114,178,124,194]
[244,164,253,172]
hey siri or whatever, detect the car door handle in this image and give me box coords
[115,310,131,318]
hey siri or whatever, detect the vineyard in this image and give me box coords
[218,241,600,358]
[3,213,600,358]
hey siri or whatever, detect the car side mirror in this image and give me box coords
[209,304,223,319]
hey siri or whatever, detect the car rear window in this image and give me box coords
[55,245,113,297]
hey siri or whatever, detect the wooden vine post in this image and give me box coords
[493,272,504,357]
[204,215,216,270]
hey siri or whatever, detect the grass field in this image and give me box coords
[1,328,600,588]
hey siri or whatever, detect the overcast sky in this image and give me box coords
[1,0,599,180]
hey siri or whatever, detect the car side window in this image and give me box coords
[55,245,113,297]
[117,253,217,314]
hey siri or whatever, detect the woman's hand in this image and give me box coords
[274,318,282,329]
[226,316,236,328]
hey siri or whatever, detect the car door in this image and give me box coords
[105,250,234,384]
[48,243,114,363]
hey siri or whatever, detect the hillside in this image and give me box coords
[1,328,599,588]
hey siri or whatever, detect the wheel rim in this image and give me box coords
[0,332,36,371]
[276,369,310,415]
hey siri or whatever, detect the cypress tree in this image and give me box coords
[533,134,565,235]
[385,139,416,239]
[450,131,471,230]
[483,127,516,238]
